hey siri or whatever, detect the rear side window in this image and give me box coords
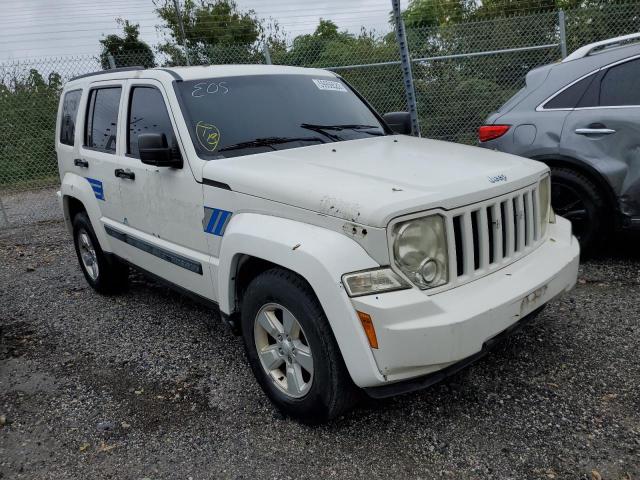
[543,74,596,109]
[127,86,175,158]
[600,58,640,106]
[60,90,82,146]
[85,87,122,153]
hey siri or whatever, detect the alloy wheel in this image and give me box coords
[78,229,99,281]
[253,303,314,398]
[552,182,589,240]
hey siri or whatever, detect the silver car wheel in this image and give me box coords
[254,303,314,398]
[78,229,99,281]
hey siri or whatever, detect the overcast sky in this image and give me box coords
[0,0,408,62]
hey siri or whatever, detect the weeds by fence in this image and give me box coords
[1,2,639,226]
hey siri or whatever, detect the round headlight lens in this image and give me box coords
[392,215,448,289]
[419,257,438,283]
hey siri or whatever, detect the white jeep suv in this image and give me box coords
[55,65,579,421]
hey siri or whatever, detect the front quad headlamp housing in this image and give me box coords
[391,214,449,289]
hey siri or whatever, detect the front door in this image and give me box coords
[119,80,214,299]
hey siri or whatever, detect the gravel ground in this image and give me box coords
[1,219,639,480]
[0,188,60,228]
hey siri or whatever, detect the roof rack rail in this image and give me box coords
[562,32,640,62]
[69,66,145,82]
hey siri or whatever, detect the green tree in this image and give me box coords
[273,20,406,115]
[99,19,156,69]
[154,0,280,65]
[402,0,471,28]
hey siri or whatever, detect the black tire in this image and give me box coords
[550,167,611,258]
[72,212,128,294]
[240,268,358,422]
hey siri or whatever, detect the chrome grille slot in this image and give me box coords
[452,215,464,277]
[443,184,544,289]
[486,206,496,264]
[471,210,481,271]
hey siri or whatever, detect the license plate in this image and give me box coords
[520,285,548,316]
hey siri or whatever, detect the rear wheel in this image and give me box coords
[240,268,358,422]
[72,212,128,294]
[550,167,610,257]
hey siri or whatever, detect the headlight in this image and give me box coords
[539,175,551,236]
[392,214,448,289]
[342,268,411,297]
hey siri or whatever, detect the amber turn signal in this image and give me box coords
[357,310,379,349]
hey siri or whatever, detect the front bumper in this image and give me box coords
[363,306,545,398]
[350,216,579,387]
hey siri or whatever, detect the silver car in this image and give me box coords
[479,33,640,255]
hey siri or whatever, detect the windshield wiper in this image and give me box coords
[218,136,326,153]
[300,123,384,139]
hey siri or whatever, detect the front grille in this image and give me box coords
[446,184,543,286]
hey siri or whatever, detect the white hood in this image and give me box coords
[202,135,547,228]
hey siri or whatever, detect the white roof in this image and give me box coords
[65,64,337,87]
[167,64,336,80]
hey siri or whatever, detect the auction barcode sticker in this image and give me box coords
[312,79,347,92]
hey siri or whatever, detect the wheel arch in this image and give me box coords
[533,154,619,221]
[60,173,113,252]
[232,255,279,311]
[62,195,87,230]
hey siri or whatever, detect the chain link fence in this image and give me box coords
[1,2,640,228]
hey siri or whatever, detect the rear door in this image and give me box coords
[78,82,125,229]
[561,56,640,197]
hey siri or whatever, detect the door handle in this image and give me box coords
[114,168,135,180]
[575,128,616,135]
[74,158,89,168]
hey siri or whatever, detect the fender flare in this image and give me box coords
[60,172,114,252]
[217,212,385,387]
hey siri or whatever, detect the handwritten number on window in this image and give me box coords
[192,81,229,98]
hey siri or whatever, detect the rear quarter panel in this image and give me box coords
[482,110,570,159]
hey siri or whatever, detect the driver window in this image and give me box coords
[128,86,176,158]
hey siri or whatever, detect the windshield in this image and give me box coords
[175,74,386,159]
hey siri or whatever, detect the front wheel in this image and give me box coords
[240,268,358,422]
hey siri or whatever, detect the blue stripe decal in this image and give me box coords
[213,210,231,236]
[86,177,105,201]
[205,208,222,233]
[203,207,232,236]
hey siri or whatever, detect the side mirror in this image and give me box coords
[383,111,412,135]
[138,133,183,168]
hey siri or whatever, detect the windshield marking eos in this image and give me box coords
[192,81,229,98]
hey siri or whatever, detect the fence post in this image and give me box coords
[391,0,420,137]
[173,0,191,66]
[107,54,116,69]
[558,9,568,58]
[263,43,272,65]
